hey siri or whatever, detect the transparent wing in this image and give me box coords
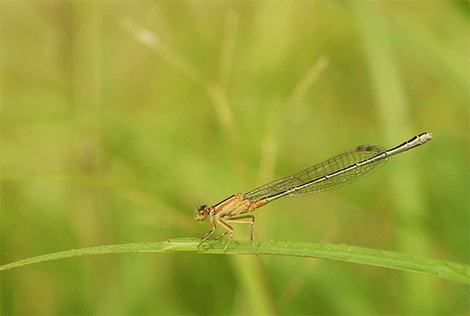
[244,145,387,202]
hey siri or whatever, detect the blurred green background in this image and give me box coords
[1,1,468,314]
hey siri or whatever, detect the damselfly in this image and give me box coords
[195,132,432,254]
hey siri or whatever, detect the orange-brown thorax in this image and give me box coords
[195,193,268,221]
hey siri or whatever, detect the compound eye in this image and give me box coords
[195,205,209,220]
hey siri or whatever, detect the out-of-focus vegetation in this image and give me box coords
[1,2,468,314]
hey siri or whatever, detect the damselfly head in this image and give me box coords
[195,205,210,221]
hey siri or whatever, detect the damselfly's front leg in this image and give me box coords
[198,215,217,248]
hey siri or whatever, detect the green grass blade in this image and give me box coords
[1,239,468,284]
